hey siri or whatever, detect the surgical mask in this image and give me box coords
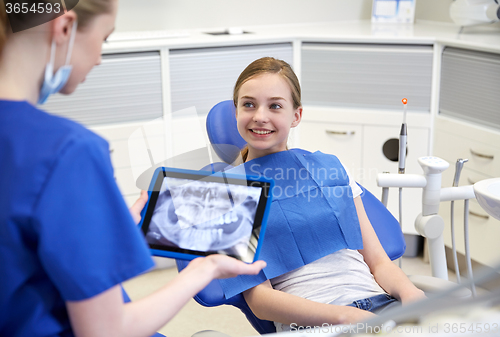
[38,21,77,105]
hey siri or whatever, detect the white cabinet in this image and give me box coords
[42,52,163,126]
[434,116,500,268]
[301,43,433,112]
[299,121,363,175]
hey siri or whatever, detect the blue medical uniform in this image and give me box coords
[0,100,155,336]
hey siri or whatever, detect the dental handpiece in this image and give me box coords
[452,158,469,187]
[398,98,408,174]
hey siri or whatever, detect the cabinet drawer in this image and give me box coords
[299,121,362,176]
[434,131,500,177]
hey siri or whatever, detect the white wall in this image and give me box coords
[115,0,498,32]
[415,0,454,23]
[115,0,373,32]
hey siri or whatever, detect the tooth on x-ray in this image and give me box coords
[169,180,235,229]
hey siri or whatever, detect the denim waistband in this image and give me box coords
[345,293,398,313]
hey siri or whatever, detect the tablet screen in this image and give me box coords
[139,168,272,263]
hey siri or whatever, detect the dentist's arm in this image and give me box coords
[66,191,267,337]
[354,196,426,305]
[67,255,266,337]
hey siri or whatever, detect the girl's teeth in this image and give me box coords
[253,130,271,135]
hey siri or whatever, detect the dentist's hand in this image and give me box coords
[187,255,267,280]
[129,190,149,224]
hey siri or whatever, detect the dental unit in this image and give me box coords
[377,99,500,296]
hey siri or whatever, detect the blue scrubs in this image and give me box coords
[0,100,155,336]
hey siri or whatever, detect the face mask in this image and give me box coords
[38,21,77,105]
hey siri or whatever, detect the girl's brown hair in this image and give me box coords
[233,57,301,109]
[0,0,114,56]
[233,57,302,162]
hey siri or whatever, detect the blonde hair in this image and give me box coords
[0,0,113,56]
[233,57,302,162]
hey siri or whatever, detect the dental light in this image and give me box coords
[450,0,500,26]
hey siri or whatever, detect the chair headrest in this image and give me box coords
[206,100,247,164]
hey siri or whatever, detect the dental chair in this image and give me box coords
[175,100,408,334]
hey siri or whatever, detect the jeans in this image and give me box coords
[345,293,400,314]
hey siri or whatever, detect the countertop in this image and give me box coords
[103,20,500,54]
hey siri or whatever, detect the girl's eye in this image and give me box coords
[243,102,254,108]
[270,103,282,110]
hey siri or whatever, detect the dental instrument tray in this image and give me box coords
[138,167,274,263]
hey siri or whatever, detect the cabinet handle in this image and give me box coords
[470,149,494,160]
[109,148,115,154]
[469,210,489,220]
[467,177,478,185]
[325,130,355,136]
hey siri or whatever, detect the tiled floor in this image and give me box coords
[122,254,462,337]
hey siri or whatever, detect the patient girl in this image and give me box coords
[220,57,426,331]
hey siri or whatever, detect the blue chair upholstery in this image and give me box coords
[206,100,247,164]
[176,100,406,335]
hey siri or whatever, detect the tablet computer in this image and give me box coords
[139,167,273,263]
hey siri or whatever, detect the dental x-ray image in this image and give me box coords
[145,177,263,259]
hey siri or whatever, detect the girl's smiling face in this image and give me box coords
[236,73,302,161]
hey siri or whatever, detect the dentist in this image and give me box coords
[0,1,265,336]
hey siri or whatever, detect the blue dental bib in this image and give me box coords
[218,150,363,299]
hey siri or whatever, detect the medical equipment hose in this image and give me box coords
[450,200,461,284]
[464,199,477,297]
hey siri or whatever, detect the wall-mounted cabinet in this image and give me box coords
[440,47,500,130]
[43,51,164,126]
[301,43,433,112]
